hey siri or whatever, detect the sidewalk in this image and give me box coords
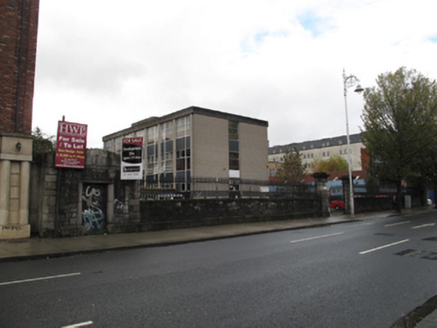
[0,211,392,262]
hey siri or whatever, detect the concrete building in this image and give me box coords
[268,133,365,176]
[103,107,269,197]
[0,0,40,239]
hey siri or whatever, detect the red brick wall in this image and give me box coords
[0,0,39,134]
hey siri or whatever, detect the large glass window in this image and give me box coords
[161,121,173,141]
[160,140,173,173]
[176,116,191,138]
[176,137,191,171]
[146,144,158,175]
[147,126,158,145]
[115,138,122,153]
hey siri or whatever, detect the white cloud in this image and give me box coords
[33,0,437,148]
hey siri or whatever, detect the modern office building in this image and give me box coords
[268,133,365,176]
[103,106,269,197]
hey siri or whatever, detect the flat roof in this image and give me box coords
[103,106,268,141]
[269,133,362,155]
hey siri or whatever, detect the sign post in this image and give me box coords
[55,120,88,169]
[121,137,143,180]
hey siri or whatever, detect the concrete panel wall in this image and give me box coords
[239,122,268,181]
[191,114,228,182]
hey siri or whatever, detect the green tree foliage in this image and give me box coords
[276,148,306,184]
[32,127,55,155]
[361,67,437,212]
[310,154,349,173]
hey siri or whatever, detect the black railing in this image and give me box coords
[140,177,270,200]
[270,183,317,198]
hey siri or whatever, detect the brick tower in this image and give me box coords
[0,0,40,239]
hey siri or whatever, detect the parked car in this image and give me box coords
[330,200,345,210]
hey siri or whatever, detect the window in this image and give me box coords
[105,140,112,152]
[229,152,239,170]
[147,144,158,175]
[161,121,173,141]
[115,138,122,153]
[176,116,191,138]
[229,121,239,171]
[147,126,158,145]
[176,137,190,171]
[229,121,238,140]
[229,140,239,152]
[160,140,173,173]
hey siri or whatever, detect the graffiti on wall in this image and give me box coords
[82,184,107,233]
[114,198,126,214]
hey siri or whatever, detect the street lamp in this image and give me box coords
[343,69,364,217]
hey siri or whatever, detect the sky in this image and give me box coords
[32,0,437,148]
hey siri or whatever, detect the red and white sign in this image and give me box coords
[55,121,88,169]
[121,137,143,180]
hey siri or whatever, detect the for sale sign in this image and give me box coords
[121,137,143,180]
[55,121,88,169]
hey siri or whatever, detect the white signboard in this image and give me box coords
[121,137,143,180]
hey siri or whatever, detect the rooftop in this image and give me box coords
[103,106,268,141]
[269,133,362,155]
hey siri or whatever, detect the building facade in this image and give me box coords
[103,107,269,197]
[0,0,40,239]
[268,133,364,176]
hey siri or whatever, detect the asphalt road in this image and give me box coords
[1,211,436,327]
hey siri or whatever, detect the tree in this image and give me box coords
[276,148,306,184]
[361,67,437,212]
[310,154,349,173]
[32,127,55,156]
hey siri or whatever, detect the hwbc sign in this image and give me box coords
[55,121,88,169]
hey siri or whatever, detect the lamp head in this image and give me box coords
[354,84,364,93]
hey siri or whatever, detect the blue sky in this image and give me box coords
[297,10,332,37]
[33,0,437,148]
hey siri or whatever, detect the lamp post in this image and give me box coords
[343,69,363,217]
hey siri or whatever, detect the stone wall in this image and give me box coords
[28,150,327,236]
[354,192,423,214]
[139,197,321,231]
[29,149,137,237]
